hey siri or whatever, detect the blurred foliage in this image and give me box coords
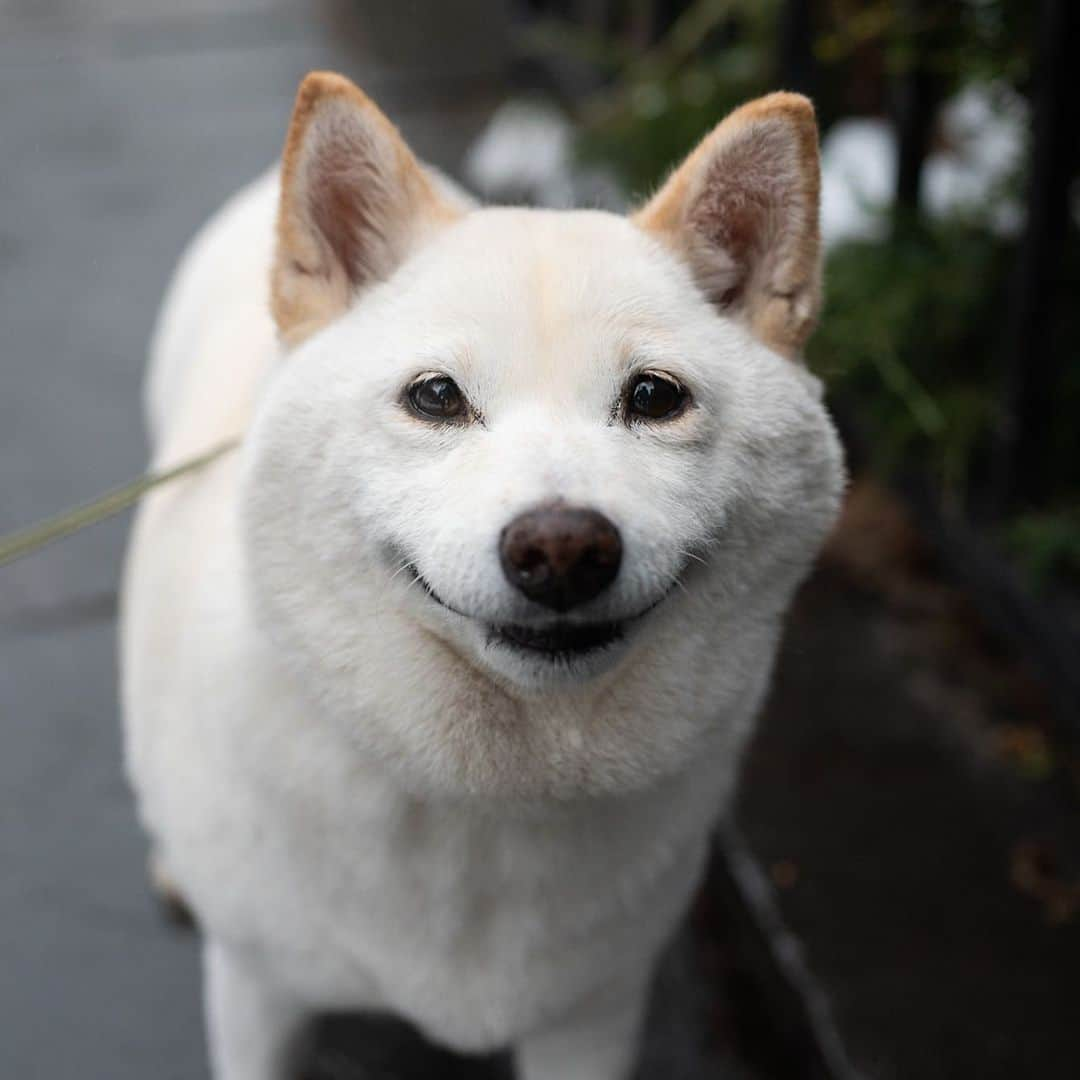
[526,0,1079,586]
[528,0,783,197]
[1006,510,1080,589]
[817,0,1035,83]
[526,0,1038,194]
[808,214,1006,495]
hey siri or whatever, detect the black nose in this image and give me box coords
[499,505,622,612]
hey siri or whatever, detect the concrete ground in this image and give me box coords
[737,489,1080,1080]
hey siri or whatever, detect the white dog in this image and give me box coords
[121,71,844,1080]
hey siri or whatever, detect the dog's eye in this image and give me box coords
[626,372,688,421]
[408,376,467,421]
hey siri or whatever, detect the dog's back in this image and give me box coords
[144,171,278,459]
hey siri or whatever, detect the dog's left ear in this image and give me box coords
[633,93,821,357]
[272,71,462,345]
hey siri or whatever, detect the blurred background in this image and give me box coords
[1,0,1077,1077]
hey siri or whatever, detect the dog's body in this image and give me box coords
[121,74,844,1079]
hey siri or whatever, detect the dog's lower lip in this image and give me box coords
[488,620,625,658]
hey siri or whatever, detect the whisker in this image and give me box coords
[372,557,416,618]
[680,549,709,568]
[387,560,414,585]
[671,573,692,599]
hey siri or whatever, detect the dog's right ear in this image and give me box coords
[272,71,462,346]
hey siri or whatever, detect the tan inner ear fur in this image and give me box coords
[272,71,462,346]
[632,93,822,358]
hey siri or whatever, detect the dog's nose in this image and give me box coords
[499,505,622,612]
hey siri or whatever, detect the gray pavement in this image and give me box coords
[0,4,504,1076]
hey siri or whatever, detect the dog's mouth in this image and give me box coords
[487,619,626,659]
[396,560,677,662]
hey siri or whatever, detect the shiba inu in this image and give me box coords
[121,71,844,1079]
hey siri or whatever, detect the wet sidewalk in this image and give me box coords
[738,483,1080,1079]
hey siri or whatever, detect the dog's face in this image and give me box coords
[243,74,843,795]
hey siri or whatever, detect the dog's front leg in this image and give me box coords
[203,940,306,1080]
[514,980,649,1080]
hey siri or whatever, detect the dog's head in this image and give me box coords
[243,73,844,796]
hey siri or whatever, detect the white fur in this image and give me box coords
[122,160,844,1078]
